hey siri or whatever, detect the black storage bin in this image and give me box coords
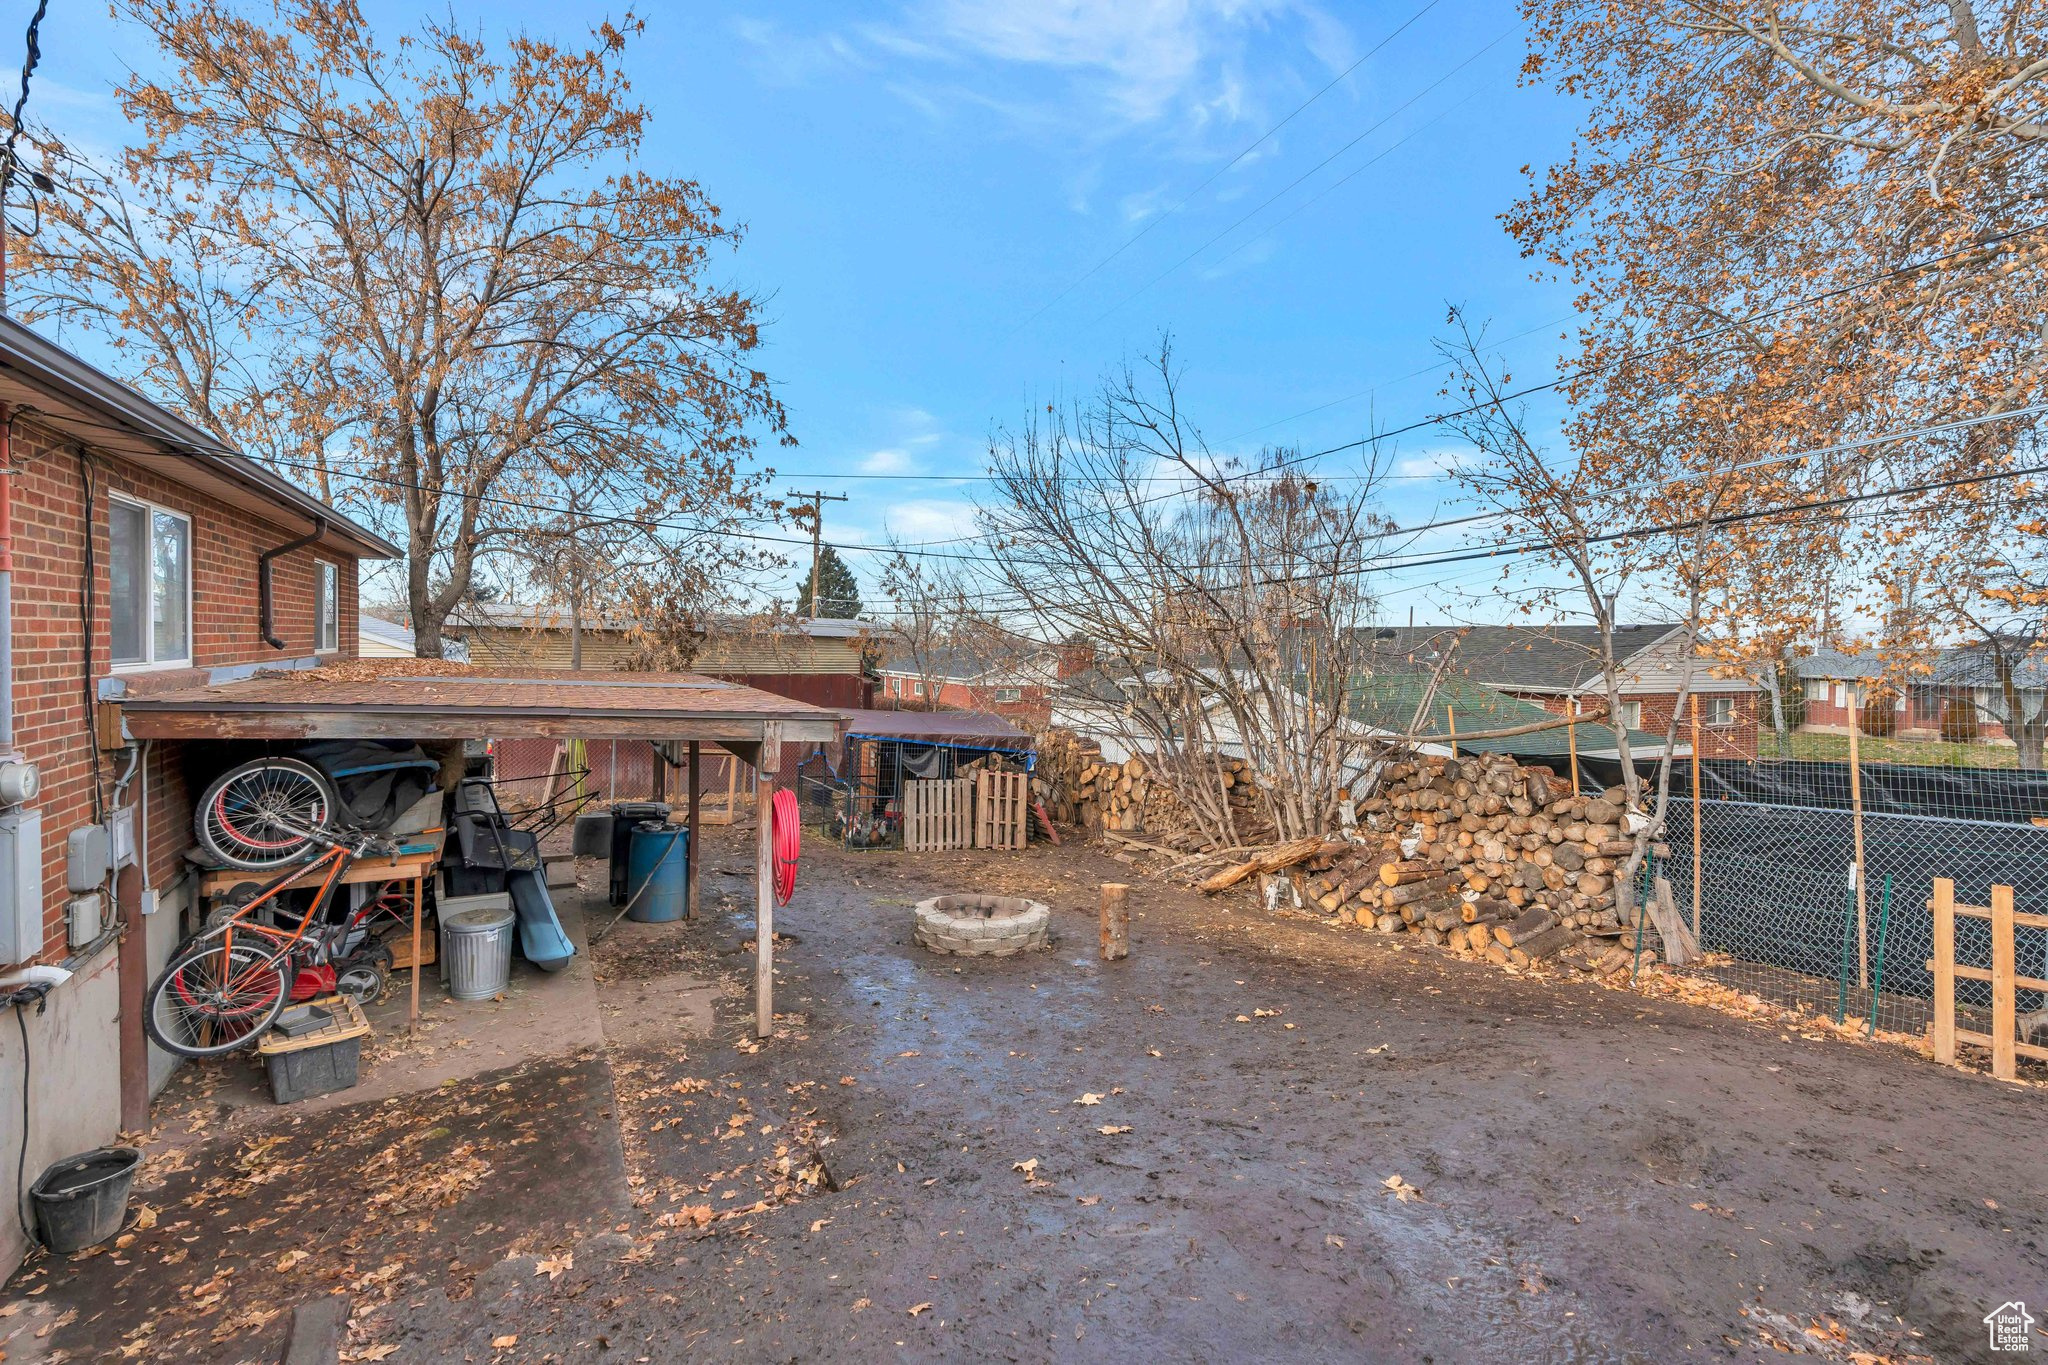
[608,801,671,905]
[265,1034,364,1104]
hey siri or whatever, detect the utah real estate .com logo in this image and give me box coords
[1986,1301,2036,1353]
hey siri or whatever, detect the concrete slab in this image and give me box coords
[168,883,606,1126]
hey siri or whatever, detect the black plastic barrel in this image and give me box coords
[29,1147,141,1253]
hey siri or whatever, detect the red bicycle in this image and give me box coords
[147,758,405,1059]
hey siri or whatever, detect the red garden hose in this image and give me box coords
[771,787,801,905]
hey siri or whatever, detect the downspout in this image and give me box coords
[258,516,325,650]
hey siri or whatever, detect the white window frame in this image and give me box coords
[912,680,925,697]
[1703,696,1735,727]
[314,559,340,653]
[993,686,1022,703]
[108,493,194,672]
[1616,699,1643,729]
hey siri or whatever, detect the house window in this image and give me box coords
[912,681,924,697]
[314,560,340,653]
[1703,696,1735,727]
[994,687,1022,703]
[1616,699,1642,729]
[109,496,191,668]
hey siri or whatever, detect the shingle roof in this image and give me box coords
[1353,624,1685,692]
[1345,671,1668,758]
[1797,641,2048,689]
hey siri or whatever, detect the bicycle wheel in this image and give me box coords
[195,757,338,870]
[144,938,291,1058]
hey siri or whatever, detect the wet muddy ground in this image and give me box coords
[8,828,2045,1362]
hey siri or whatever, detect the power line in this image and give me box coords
[889,217,2048,549]
[1007,0,1449,336]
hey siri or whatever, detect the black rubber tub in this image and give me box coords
[29,1146,141,1253]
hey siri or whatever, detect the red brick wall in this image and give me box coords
[9,415,360,963]
[877,674,1050,729]
[1500,688,1760,758]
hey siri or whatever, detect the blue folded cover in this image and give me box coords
[506,868,576,972]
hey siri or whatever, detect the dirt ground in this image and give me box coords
[7,827,2045,1363]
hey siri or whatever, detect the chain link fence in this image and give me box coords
[1653,757,2048,1039]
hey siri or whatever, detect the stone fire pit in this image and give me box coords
[912,894,1050,957]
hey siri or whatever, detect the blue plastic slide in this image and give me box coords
[506,868,576,972]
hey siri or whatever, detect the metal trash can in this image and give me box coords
[440,897,516,1001]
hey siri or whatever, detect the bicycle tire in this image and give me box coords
[144,938,291,1058]
[194,757,339,870]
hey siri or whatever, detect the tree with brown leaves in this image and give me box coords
[12,1,787,655]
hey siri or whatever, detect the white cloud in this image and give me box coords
[861,447,917,474]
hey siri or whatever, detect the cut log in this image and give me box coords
[1494,907,1560,947]
[1379,859,1438,886]
[1509,924,1574,965]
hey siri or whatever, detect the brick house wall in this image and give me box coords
[877,673,1051,730]
[10,414,361,964]
[1800,676,2019,741]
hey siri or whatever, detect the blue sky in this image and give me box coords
[16,0,1589,622]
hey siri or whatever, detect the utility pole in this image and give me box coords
[787,488,848,616]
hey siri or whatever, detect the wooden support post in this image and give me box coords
[408,868,425,1031]
[115,859,149,1132]
[1566,708,1580,797]
[1847,687,1869,989]
[652,740,666,804]
[686,740,701,920]
[755,727,781,1040]
[1991,882,2017,1081]
[1931,879,1956,1064]
[1447,706,1457,759]
[1100,883,1130,961]
[1690,694,1703,941]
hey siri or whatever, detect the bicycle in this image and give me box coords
[147,757,407,1059]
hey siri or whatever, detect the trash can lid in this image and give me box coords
[444,905,516,932]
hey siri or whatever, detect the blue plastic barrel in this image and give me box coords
[624,823,689,922]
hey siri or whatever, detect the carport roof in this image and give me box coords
[113,660,841,752]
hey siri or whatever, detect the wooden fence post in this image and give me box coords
[1991,882,2017,1081]
[1690,694,1703,942]
[1931,877,1955,1064]
[1100,883,1130,961]
[1847,685,1869,989]
[1567,707,1579,797]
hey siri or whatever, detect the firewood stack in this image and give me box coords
[1032,728,1265,847]
[1199,751,1635,972]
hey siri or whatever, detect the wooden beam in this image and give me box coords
[1931,878,1955,1065]
[119,708,834,745]
[686,740,701,921]
[755,723,782,1039]
[1992,883,2016,1081]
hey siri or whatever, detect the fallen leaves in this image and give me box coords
[533,1252,573,1281]
[1382,1174,1424,1203]
[274,1249,309,1272]
[1096,1124,1133,1136]
[1012,1158,1039,1175]
[907,1301,933,1317]
[1073,1093,1104,1106]
[492,1334,519,1349]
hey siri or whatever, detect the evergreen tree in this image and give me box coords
[795,544,863,618]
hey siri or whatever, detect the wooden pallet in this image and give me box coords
[905,777,972,851]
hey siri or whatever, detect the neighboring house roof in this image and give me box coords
[878,639,1055,685]
[1345,671,1672,759]
[1356,623,1757,695]
[1797,641,2048,690]
[837,707,1033,751]
[447,602,875,640]
[359,615,416,652]
[0,316,400,559]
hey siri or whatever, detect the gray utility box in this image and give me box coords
[0,810,44,964]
